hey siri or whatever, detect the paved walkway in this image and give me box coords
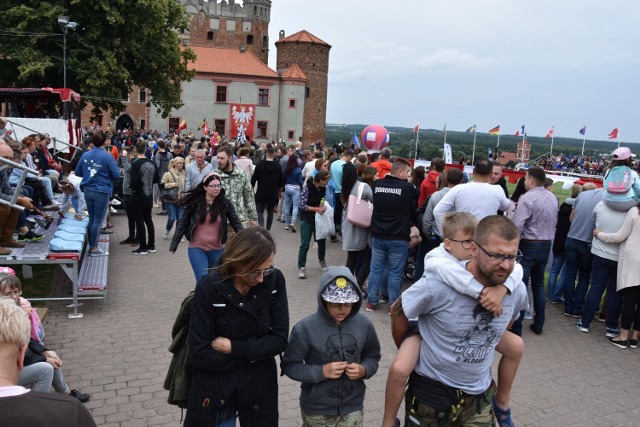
[39,209,640,426]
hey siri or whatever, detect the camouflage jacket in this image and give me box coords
[218,164,258,222]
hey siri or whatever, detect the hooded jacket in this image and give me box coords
[281,266,381,416]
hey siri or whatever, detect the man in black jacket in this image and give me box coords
[130,141,159,254]
[251,146,283,231]
[366,158,419,312]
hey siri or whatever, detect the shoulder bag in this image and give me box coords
[346,182,373,228]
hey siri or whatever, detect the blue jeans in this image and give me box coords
[547,253,566,302]
[367,237,408,306]
[562,238,593,315]
[284,186,300,225]
[84,188,110,249]
[581,255,622,329]
[188,246,224,282]
[165,203,184,232]
[511,240,551,335]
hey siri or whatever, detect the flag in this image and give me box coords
[545,126,554,139]
[197,118,206,130]
[466,125,476,133]
[579,125,586,135]
[202,122,209,137]
[443,143,453,164]
[414,124,420,134]
[488,125,500,135]
[352,131,360,148]
[608,128,619,139]
[177,120,187,132]
[515,125,525,137]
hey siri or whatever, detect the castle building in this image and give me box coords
[83,1,330,146]
[276,30,331,145]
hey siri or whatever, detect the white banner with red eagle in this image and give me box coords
[229,104,255,142]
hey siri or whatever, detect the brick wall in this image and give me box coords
[277,43,330,145]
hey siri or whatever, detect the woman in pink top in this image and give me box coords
[170,172,243,282]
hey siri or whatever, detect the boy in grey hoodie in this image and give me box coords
[282,266,381,426]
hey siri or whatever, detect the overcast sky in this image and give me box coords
[266,0,640,143]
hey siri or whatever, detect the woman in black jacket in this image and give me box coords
[185,228,289,427]
[170,172,242,281]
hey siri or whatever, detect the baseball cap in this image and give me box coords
[612,147,636,160]
[321,276,360,304]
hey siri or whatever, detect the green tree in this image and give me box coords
[0,0,196,118]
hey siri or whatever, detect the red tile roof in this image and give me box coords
[276,30,331,47]
[188,45,279,78]
[280,64,307,81]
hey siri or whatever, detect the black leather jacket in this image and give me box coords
[169,196,243,252]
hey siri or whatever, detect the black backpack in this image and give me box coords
[164,291,194,409]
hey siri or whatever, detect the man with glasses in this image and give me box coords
[366,158,419,312]
[509,167,558,336]
[398,215,527,427]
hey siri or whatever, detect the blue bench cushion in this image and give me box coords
[49,238,83,252]
[58,223,87,234]
[53,230,86,242]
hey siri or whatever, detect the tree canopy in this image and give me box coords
[0,0,196,118]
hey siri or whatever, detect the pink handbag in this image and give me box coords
[346,182,373,228]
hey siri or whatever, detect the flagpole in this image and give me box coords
[550,134,555,156]
[414,128,420,160]
[581,136,586,157]
[618,127,621,148]
[471,126,477,165]
[521,134,526,163]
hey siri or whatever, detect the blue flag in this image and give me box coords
[352,132,360,148]
[579,126,586,135]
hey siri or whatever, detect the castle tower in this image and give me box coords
[180,0,271,64]
[276,30,331,144]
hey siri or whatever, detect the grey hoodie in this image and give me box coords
[281,266,381,416]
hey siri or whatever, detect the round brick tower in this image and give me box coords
[276,30,331,145]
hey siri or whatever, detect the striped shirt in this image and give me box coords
[513,186,558,241]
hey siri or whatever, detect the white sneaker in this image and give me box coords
[319,260,328,271]
[162,230,169,239]
[110,198,122,206]
[298,267,306,279]
[110,206,117,214]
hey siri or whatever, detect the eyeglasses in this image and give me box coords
[449,239,473,249]
[240,265,276,280]
[327,302,353,308]
[2,289,22,297]
[475,242,522,263]
[206,184,222,189]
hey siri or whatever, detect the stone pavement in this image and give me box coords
[39,209,640,426]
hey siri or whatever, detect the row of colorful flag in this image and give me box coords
[413,124,620,140]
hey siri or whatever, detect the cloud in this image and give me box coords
[414,48,494,69]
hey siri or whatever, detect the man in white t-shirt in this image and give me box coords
[433,160,511,233]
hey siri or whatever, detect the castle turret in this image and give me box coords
[179,0,271,64]
[276,30,331,144]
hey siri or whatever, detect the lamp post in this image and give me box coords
[57,16,77,89]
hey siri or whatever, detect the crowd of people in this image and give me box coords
[1,118,639,426]
[532,152,636,176]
